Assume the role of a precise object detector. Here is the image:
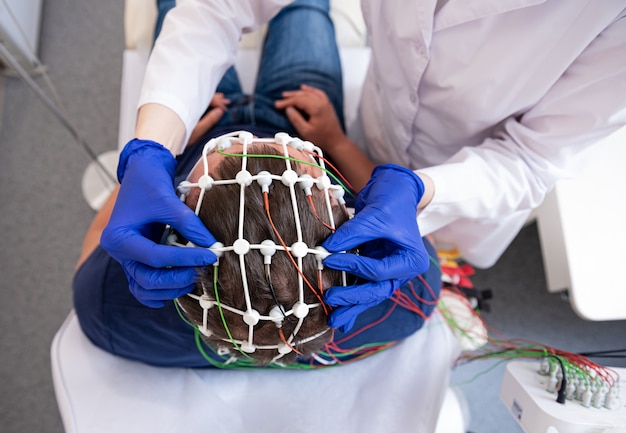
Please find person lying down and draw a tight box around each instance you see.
[73,131,442,368]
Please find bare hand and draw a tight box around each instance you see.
[275,84,345,151]
[187,93,230,146]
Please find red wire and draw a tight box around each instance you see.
[439,258,618,386]
[330,302,399,346]
[417,275,440,304]
[327,343,396,366]
[391,291,429,320]
[263,192,329,315]
[303,149,355,194]
[450,305,618,385]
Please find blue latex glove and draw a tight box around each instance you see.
[100,139,218,307]
[322,164,430,332]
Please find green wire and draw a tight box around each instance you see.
[172,271,402,368]
[319,342,395,359]
[173,298,195,327]
[211,265,254,360]
[217,149,355,197]
[452,358,511,386]
[173,294,233,368]
[193,329,233,369]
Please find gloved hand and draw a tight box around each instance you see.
[322,164,430,332]
[101,139,218,307]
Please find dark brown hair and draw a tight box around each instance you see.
[178,145,348,365]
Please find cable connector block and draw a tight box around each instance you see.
[501,361,626,433]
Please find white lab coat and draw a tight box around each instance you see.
[139,0,626,267]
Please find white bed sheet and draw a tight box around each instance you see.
[51,310,462,433]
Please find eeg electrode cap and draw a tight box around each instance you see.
[243,309,260,326]
[281,169,298,187]
[198,175,214,190]
[209,242,225,257]
[293,301,310,319]
[291,241,308,258]
[236,170,253,186]
[199,295,214,310]
[233,239,250,255]
[277,343,293,355]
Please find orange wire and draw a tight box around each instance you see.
[263,192,329,315]
[306,195,336,232]
[317,269,324,300]
[278,328,303,356]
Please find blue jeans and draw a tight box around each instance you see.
[155,0,344,134]
[154,0,175,40]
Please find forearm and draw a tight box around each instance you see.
[320,135,374,192]
[320,134,435,210]
[135,104,187,155]
[416,172,434,210]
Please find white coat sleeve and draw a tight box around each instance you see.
[418,12,626,266]
[138,0,293,146]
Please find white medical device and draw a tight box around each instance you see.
[501,361,626,433]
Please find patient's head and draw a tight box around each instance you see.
[176,132,349,365]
